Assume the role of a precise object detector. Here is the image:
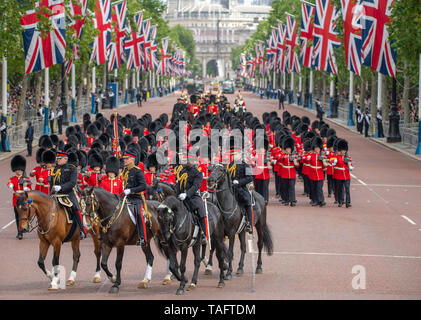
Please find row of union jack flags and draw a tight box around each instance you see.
[238,0,396,79]
[20,0,186,77]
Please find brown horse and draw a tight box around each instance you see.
[15,190,102,290]
[81,187,173,293]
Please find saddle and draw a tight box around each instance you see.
[54,195,73,224]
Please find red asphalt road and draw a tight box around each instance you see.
[0,91,421,300]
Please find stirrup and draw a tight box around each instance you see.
[136,238,146,246]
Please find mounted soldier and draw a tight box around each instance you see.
[50,151,87,239]
[174,150,208,244]
[227,144,254,234]
[121,146,148,246]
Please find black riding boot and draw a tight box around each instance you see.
[244,206,253,234]
[136,208,146,246]
[73,208,86,239]
[199,216,208,245]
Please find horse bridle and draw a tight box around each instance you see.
[157,203,191,243]
[17,199,38,233]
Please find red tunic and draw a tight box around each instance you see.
[253,153,270,180]
[30,166,43,191]
[7,176,32,206]
[78,172,86,190]
[188,104,200,115]
[206,104,218,115]
[38,169,52,195]
[100,177,124,195]
[307,153,325,181]
[123,128,132,135]
[301,151,310,176]
[325,151,335,176]
[87,137,95,148]
[332,155,352,180]
[280,154,297,179]
[84,170,102,187]
[144,171,156,186]
[198,163,209,191]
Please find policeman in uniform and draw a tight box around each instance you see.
[227,146,254,234]
[174,151,208,244]
[121,148,148,246]
[50,151,87,239]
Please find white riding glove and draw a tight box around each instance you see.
[23,187,30,192]
[124,189,131,196]
[349,165,354,171]
[233,180,239,185]
[178,193,187,201]
[331,160,337,166]
[8,184,14,190]
[53,186,61,192]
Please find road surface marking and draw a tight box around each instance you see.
[401,215,416,225]
[350,174,366,186]
[1,220,15,231]
[96,278,108,294]
[260,251,421,260]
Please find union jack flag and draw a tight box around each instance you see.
[20,0,66,74]
[312,0,341,74]
[157,37,170,75]
[66,0,88,75]
[266,37,274,71]
[276,22,288,74]
[124,21,142,71]
[141,19,152,71]
[108,1,128,71]
[90,0,111,66]
[361,0,396,77]
[340,0,363,75]
[300,2,315,68]
[285,15,301,74]
[238,53,247,77]
[271,27,279,72]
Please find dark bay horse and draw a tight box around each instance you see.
[80,187,171,293]
[156,195,227,295]
[207,164,274,275]
[15,190,102,290]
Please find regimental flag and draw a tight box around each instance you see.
[340,0,363,75]
[361,0,396,77]
[90,0,111,66]
[108,0,128,71]
[66,0,88,75]
[300,1,315,68]
[20,0,66,74]
[112,111,121,158]
[285,15,301,74]
[312,0,341,74]
[276,22,288,74]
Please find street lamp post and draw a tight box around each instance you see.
[61,63,69,126]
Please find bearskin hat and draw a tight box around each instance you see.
[159,113,168,126]
[119,140,126,153]
[95,113,104,121]
[320,126,328,138]
[91,140,103,151]
[283,136,295,151]
[210,94,216,103]
[50,134,59,147]
[311,136,323,150]
[11,155,26,172]
[132,126,142,137]
[100,150,110,165]
[64,143,76,152]
[39,135,53,149]
[326,128,336,138]
[88,153,103,169]
[93,120,104,133]
[105,156,120,175]
[87,123,100,137]
[123,134,133,146]
[300,124,309,135]
[311,120,320,132]
[41,150,56,164]
[76,150,87,168]
[190,94,197,104]
[146,152,159,169]
[67,135,79,147]
[98,133,110,147]
[303,140,312,152]
[301,116,311,125]
[36,147,46,164]
[83,113,91,123]
[337,139,348,152]
[57,140,65,151]
[65,126,76,138]
[68,152,79,167]
[138,136,150,152]
[326,135,337,149]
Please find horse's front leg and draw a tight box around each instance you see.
[205,247,215,275]
[48,240,62,290]
[188,242,201,290]
[90,225,102,283]
[236,230,246,275]
[168,249,181,282]
[109,245,124,294]
[200,243,208,266]
[100,242,115,283]
[138,243,154,289]
[176,246,189,295]
[66,238,81,286]
[225,234,235,280]
[38,238,51,280]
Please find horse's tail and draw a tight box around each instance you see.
[154,238,170,259]
[263,224,273,256]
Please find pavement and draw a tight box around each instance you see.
[0,91,421,300]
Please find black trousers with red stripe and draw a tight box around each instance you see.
[254,178,269,201]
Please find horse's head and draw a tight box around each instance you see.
[207,164,226,190]
[15,192,36,233]
[80,187,100,227]
[156,196,180,240]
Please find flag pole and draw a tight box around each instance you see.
[347,71,355,126]
[308,69,313,109]
[91,66,96,114]
[301,0,315,7]
[415,53,421,155]
[1,56,7,119]
[44,68,50,134]
[71,63,77,122]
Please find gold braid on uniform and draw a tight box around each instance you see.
[227,163,236,179]
[51,168,61,186]
[175,165,188,191]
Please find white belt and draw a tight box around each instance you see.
[310,165,322,169]
[335,167,345,170]
[283,165,294,169]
